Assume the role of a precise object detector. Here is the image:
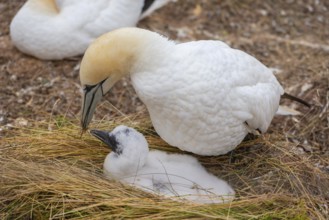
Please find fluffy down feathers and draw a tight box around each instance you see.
[92,126,235,204]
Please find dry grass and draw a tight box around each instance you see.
[1,113,328,219]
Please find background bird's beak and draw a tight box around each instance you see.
[81,82,104,131]
[90,129,119,152]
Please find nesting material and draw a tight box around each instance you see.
[0,114,328,219]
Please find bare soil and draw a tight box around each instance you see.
[0,0,328,150]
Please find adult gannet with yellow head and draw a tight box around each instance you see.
[10,0,171,60]
[80,27,296,156]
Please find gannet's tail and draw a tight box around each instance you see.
[276,93,311,116]
[276,105,301,116]
[281,92,311,108]
[140,0,173,19]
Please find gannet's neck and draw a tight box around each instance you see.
[79,28,173,130]
[26,0,59,14]
[80,28,173,87]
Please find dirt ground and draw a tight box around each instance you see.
[1,0,328,152]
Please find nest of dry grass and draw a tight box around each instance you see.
[0,113,328,219]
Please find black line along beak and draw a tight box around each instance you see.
[90,129,120,153]
[81,79,106,131]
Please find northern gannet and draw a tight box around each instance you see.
[91,125,235,204]
[80,28,309,156]
[10,0,171,60]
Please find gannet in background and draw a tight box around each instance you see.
[80,28,310,156]
[91,125,235,204]
[10,0,172,60]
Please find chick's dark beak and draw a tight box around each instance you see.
[90,129,119,153]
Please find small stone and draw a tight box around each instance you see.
[10,75,17,81]
[14,117,29,127]
[258,9,268,16]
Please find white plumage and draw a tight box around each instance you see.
[10,0,171,60]
[90,125,235,204]
[131,40,283,155]
[80,28,284,156]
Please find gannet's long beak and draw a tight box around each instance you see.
[90,129,119,152]
[81,81,105,131]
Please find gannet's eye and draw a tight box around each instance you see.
[84,79,108,92]
[84,84,97,92]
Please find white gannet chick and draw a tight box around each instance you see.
[80,28,309,156]
[90,125,235,204]
[10,0,171,60]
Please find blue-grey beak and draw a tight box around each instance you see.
[81,81,105,131]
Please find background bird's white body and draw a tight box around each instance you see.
[100,126,235,204]
[10,0,170,59]
[129,37,284,155]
